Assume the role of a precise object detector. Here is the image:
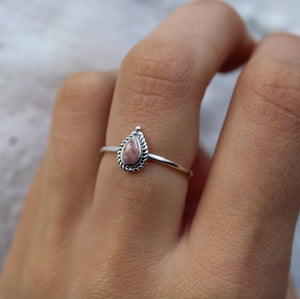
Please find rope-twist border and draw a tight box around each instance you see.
[117,129,149,172]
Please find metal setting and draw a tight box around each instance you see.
[117,126,149,172]
[100,126,193,178]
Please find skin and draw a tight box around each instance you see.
[0,1,299,298]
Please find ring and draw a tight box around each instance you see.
[100,126,193,178]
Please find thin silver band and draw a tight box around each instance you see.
[100,146,193,178]
[100,126,192,178]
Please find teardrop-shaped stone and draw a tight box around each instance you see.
[121,136,141,165]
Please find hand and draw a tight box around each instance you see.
[1,1,299,298]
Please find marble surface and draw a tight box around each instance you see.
[0,0,299,294]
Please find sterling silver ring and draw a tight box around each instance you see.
[100,126,193,178]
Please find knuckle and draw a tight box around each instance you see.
[123,38,195,86]
[56,71,114,111]
[240,57,300,135]
[119,38,196,119]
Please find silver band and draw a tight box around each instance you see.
[100,126,192,178]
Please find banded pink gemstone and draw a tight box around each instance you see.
[121,136,141,165]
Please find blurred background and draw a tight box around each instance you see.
[0,0,299,294]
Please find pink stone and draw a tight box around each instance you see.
[121,136,141,165]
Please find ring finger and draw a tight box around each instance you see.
[95,1,254,257]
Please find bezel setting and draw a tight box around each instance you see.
[117,126,149,172]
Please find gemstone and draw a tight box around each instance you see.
[121,136,141,165]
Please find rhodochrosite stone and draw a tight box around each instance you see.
[121,136,141,165]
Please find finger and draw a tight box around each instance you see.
[189,33,300,296]
[8,71,116,293]
[1,71,116,293]
[40,71,115,221]
[10,71,115,271]
[95,1,254,255]
[0,160,45,296]
[19,70,116,237]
